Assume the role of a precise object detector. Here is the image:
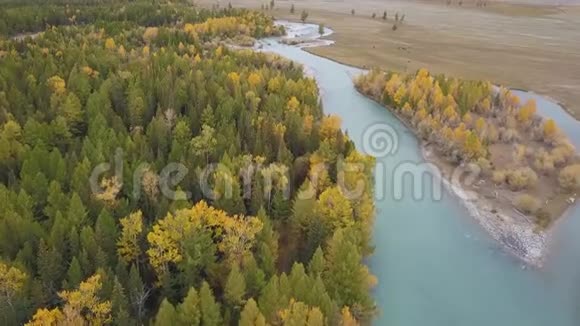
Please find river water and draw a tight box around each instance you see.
[261,23,580,326]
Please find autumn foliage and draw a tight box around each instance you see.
[355,67,578,223]
[0,3,377,325]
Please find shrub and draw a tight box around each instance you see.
[559,164,580,192]
[535,208,552,229]
[506,167,538,191]
[505,116,517,129]
[300,10,309,22]
[499,128,519,143]
[542,119,559,142]
[512,144,527,164]
[486,124,499,143]
[514,194,540,215]
[492,170,507,185]
[533,150,555,175]
[551,143,575,166]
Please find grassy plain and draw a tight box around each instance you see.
[204,0,580,119]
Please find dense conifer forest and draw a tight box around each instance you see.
[0,1,377,325]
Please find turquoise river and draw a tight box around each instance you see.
[261,23,580,326]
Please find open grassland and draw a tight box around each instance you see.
[209,0,580,119]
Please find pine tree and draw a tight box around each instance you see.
[50,212,70,258]
[199,282,222,326]
[177,287,201,326]
[128,264,148,321]
[278,273,291,305]
[154,298,177,326]
[44,181,68,221]
[302,218,327,263]
[67,192,88,228]
[270,190,291,221]
[307,307,324,326]
[37,239,64,298]
[249,179,265,215]
[258,275,282,322]
[64,257,83,290]
[255,208,278,277]
[225,264,246,307]
[79,226,98,275]
[71,158,91,203]
[68,67,91,105]
[324,229,373,313]
[307,276,337,325]
[307,247,325,278]
[242,255,266,298]
[111,277,133,326]
[95,209,118,264]
[239,298,266,326]
[61,93,85,135]
[127,82,146,130]
[288,263,310,302]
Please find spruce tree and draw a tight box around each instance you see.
[324,229,373,312]
[224,264,246,307]
[111,277,133,326]
[154,298,177,326]
[239,298,266,326]
[64,256,83,290]
[177,287,201,326]
[258,275,281,322]
[199,282,222,326]
[307,247,325,278]
[95,209,118,264]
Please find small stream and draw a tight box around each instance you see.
[261,22,580,326]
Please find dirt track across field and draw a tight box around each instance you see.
[204,0,580,119]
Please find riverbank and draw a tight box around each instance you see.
[355,80,580,267]
[360,91,549,266]
[422,144,548,267]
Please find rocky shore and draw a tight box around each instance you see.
[380,98,550,268]
[422,145,547,267]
